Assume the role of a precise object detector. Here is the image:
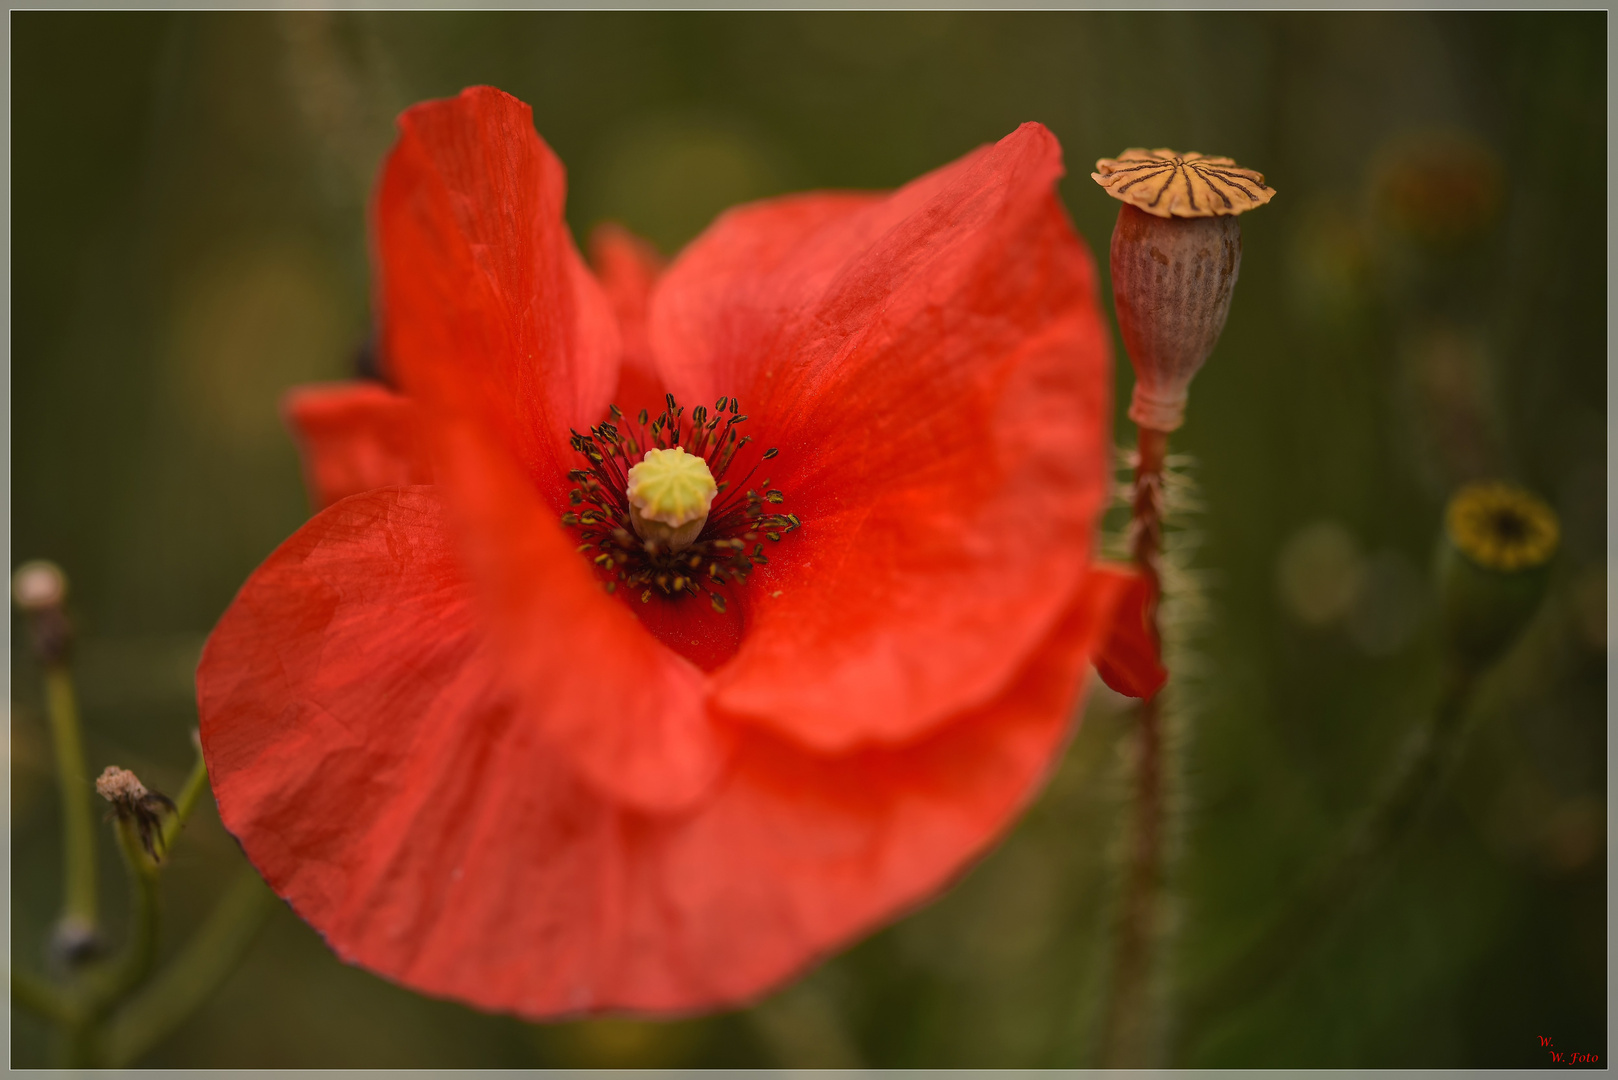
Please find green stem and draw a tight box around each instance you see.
[12,966,77,1024]
[30,746,221,1065]
[44,664,98,947]
[51,818,167,1066]
[160,745,210,856]
[1182,661,1480,1043]
[101,868,275,1068]
[45,809,173,1062]
[96,819,163,1011]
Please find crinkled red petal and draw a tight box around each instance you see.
[377,85,619,515]
[374,90,725,810]
[651,124,1112,752]
[198,483,1124,1015]
[283,382,432,511]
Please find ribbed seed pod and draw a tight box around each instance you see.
[1093,149,1273,433]
[1110,206,1241,432]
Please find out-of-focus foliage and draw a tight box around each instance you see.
[11,12,1604,1067]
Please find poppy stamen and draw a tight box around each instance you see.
[564,396,800,607]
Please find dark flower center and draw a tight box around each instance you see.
[1487,508,1528,544]
[1446,482,1558,573]
[563,394,801,612]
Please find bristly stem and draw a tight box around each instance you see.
[1097,424,1171,1067]
[1181,661,1480,1044]
[44,663,99,955]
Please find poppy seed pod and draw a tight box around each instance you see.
[1094,150,1274,432]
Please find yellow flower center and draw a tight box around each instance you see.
[625,446,718,552]
[563,395,799,611]
[1446,482,1559,572]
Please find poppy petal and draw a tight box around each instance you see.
[652,124,1112,751]
[201,503,1121,1015]
[598,572,1124,1011]
[376,85,619,514]
[282,382,433,512]
[373,90,725,810]
[430,423,727,813]
[201,485,722,827]
[1089,563,1168,700]
[589,223,667,420]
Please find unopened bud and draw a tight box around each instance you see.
[1093,149,1275,432]
[626,447,717,552]
[1437,481,1558,669]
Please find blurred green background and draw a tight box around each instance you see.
[10,11,1605,1067]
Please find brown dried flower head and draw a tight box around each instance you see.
[1093,149,1275,219]
[96,765,150,804]
[97,765,177,861]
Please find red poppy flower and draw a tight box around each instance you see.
[198,86,1164,1018]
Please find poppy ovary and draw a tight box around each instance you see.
[564,394,801,613]
[626,447,719,552]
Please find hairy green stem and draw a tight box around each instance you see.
[1182,661,1480,1042]
[1097,424,1172,1067]
[44,664,98,945]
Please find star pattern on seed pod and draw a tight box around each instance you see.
[1093,148,1275,218]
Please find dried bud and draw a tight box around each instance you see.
[97,765,177,862]
[1437,482,1558,669]
[96,765,151,804]
[1093,149,1274,433]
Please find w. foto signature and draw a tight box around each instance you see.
[1540,1036,1599,1065]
